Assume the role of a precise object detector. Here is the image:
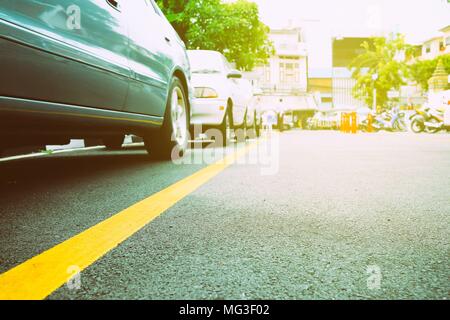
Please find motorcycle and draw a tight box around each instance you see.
[410,107,445,133]
[360,108,406,132]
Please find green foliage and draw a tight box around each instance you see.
[156,0,273,70]
[350,35,413,109]
[408,54,450,91]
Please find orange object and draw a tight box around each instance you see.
[341,112,358,134]
[351,112,357,134]
[367,114,373,133]
[341,113,348,133]
[345,113,350,133]
[347,114,351,133]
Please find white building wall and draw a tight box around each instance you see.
[422,39,443,60]
[421,26,450,60]
[243,28,308,95]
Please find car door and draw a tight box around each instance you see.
[122,0,173,117]
[0,0,130,111]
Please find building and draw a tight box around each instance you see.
[405,25,450,105]
[421,25,450,60]
[321,26,449,110]
[443,25,450,54]
[308,68,332,109]
[243,27,315,127]
[244,27,308,94]
[331,37,371,109]
[421,36,445,60]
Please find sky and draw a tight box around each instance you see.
[250,0,450,69]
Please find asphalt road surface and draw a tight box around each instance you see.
[0,131,449,299]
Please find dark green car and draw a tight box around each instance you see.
[0,0,192,159]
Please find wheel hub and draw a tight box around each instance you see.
[171,87,187,147]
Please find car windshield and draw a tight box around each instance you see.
[188,51,224,74]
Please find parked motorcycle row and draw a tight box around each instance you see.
[360,106,449,134]
[359,108,408,132]
[306,106,449,134]
[409,107,448,134]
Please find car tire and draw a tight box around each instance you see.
[278,114,284,132]
[103,135,124,150]
[240,112,249,143]
[219,107,233,147]
[245,113,259,140]
[144,77,189,160]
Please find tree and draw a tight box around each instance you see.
[209,0,274,70]
[349,35,413,110]
[408,54,450,91]
[156,0,273,70]
[156,0,221,46]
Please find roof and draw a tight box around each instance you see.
[423,36,443,44]
[439,25,450,33]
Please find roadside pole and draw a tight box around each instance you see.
[372,73,378,114]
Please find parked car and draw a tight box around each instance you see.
[187,50,255,146]
[0,0,192,159]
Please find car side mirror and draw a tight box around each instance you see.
[227,70,242,79]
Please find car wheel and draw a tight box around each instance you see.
[278,114,284,132]
[240,112,249,143]
[103,135,124,150]
[219,107,233,147]
[144,77,189,160]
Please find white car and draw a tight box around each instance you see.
[188,50,255,146]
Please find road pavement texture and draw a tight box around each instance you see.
[0,131,449,299]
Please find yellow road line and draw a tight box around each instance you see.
[0,144,254,300]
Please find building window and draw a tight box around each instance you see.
[425,45,431,53]
[280,60,300,84]
[446,36,450,46]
